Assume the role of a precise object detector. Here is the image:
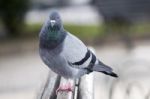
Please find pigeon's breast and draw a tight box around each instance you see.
[39,42,63,68]
[39,47,79,79]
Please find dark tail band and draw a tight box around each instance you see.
[101,71,118,78]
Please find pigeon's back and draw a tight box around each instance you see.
[61,32,92,68]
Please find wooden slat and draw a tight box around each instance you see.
[78,73,94,99]
[38,70,61,99]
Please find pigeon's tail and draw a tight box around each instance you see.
[92,61,118,78]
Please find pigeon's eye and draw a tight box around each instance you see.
[56,17,59,19]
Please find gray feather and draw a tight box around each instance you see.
[92,61,118,77]
[92,64,112,72]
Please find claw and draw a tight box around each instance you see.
[56,82,73,94]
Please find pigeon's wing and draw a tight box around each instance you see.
[61,32,96,68]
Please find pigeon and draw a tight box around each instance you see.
[39,10,118,92]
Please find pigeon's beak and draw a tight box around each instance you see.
[50,20,56,27]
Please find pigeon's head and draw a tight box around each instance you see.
[48,11,63,31]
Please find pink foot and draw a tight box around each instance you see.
[56,82,73,94]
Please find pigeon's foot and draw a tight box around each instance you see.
[56,82,73,94]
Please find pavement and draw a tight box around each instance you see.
[0,39,49,99]
[0,39,150,99]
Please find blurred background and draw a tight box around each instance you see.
[0,0,150,99]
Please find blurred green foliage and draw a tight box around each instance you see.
[25,22,150,42]
[64,24,105,40]
[0,0,29,37]
[25,23,105,41]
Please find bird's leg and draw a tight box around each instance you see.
[56,80,73,94]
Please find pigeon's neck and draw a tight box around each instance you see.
[40,30,67,50]
[48,30,60,41]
